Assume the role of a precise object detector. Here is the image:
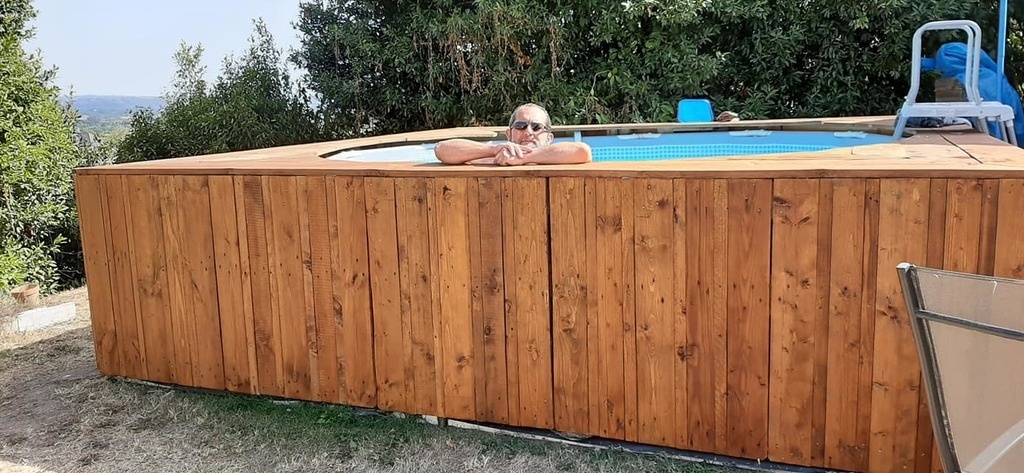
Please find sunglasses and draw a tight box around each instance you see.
[510,121,551,132]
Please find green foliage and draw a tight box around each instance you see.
[0,0,84,293]
[293,0,1016,135]
[116,21,327,162]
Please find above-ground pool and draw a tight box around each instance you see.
[328,129,896,163]
[75,116,1024,473]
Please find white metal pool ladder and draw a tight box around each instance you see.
[893,20,1017,145]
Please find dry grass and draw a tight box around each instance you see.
[0,287,759,473]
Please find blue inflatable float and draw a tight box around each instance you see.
[921,42,1024,145]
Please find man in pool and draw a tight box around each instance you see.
[434,103,592,165]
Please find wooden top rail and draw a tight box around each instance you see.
[75,116,1024,178]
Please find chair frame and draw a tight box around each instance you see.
[897,262,1024,473]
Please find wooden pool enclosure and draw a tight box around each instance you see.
[74,119,1024,473]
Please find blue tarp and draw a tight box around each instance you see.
[921,42,1024,145]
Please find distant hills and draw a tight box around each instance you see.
[60,95,165,135]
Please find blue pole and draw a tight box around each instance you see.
[998,0,1008,77]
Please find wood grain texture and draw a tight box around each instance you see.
[994,180,1024,279]
[633,178,676,446]
[504,178,554,429]
[74,174,121,376]
[209,176,254,393]
[768,179,820,465]
[242,176,280,396]
[176,176,225,390]
[474,177,509,424]
[592,178,634,441]
[124,175,175,384]
[725,179,771,459]
[103,176,145,380]
[328,177,376,407]
[431,178,477,420]
[364,177,405,412]
[550,177,591,436]
[868,179,931,473]
[395,178,440,415]
[823,179,870,471]
[304,176,339,402]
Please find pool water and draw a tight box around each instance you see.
[328,130,895,163]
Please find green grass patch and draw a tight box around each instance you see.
[194,393,430,465]
[475,432,555,458]
[581,448,742,473]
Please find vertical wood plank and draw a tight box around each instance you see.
[725,179,772,459]
[634,178,676,446]
[685,179,712,450]
[823,179,868,471]
[501,180,521,426]
[266,176,312,399]
[711,180,730,453]
[393,179,418,414]
[868,179,931,473]
[396,178,440,415]
[621,182,638,442]
[328,177,376,407]
[242,175,279,396]
[921,176,982,466]
[466,179,488,421]
[768,178,820,465]
[943,179,983,273]
[296,178,321,399]
[426,179,448,419]
[158,175,195,387]
[260,176,286,396]
[305,176,337,402]
[671,179,689,449]
[209,176,254,393]
[432,178,477,420]
[857,180,882,471]
[811,181,834,462]
[74,174,121,376]
[234,177,260,393]
[994,180,1024,279]
[177,176,224,390]
[104,175,145,380]
[584,178,601,436]
[124,175,174,384]
[505,178,553,429]
[685,178,728,452]
[977,180,999,276]
[915,179,948,473]
[365,177,406,412]
[593,178,632,441]
[551,177,590,435]
[476,177,508,424]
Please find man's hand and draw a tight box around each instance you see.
[494,143,533,166]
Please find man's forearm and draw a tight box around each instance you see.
[434,139,498,164]
[522,143,593,165]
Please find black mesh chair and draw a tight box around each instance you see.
[897,262,1024,473]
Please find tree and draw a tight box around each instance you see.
[0,0,84,292]
[294,0,1012,136]
[117,20,325,162]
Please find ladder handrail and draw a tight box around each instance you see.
[905,20,983,106]
[891,20,1016,142]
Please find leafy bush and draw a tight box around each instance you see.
[0,0,84,293]
[116,21,326,162]
[293,0,1016,135]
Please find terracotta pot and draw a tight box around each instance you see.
[12,283,40,306]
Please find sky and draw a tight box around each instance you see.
[24,0,303,97]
